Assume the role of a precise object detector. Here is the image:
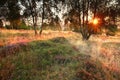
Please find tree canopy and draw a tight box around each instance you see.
[0,0,120,39]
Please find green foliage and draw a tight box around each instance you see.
[0,37,77,80]
[106,24,117,36]
[5,25,12,29]
[42,23,60,30]
[107,24,117,32]
[5,23,31,30]
[18,23,31,30]
[50,37,68,44]
[7,0,21,21]
[106,31,115,36]
[0,0,7,6]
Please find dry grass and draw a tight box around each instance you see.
[0,29,120,80]
[67,31,120,73]
[0,29,120,67]
[0,29,73,46]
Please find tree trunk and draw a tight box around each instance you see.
[40,0,44,35]
[33,16,37,35]
[28,0,37,35]
[0,19,3,28]
[81,0,91,40]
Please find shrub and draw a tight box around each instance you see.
[106,31,115,36]
[50,37,68,44]
[18,23,31,30]
[5,25,12,29]
[74,59,120,80]
[106,24,117,36]
[5,23,32,30]
[108,24,117,32]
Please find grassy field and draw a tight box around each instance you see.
[0,29,120,80]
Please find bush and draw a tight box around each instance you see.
[5,25,12,29]
[107,24,117,32]
[106,31,115,36]
[75,60,116,80]
[50,37,68,44]
[5,23,32,30]
[18,23,31,30]
[106,24,117,36]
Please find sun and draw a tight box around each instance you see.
[92,18,99,25]
[89,18,99,25]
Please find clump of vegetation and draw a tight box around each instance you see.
[74,59,119,80]
[5,25,13,29]
[106,24,118,36]
[0,43,28,58]
[18,23,31,30]
[50,37,68,44]
[5,22,31,30]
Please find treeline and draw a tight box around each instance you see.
[0,0,120,40]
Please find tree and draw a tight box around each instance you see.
[50,0,71,31]
[0,19,3,28]
[7,0,21,29]
[67,0,114,40]
[39,0,45,35]
[21,0,52,35]
[68,0,93,40]
[20,0,40,35]
[0,0,7,6]
[39,0,66,33]
[0,0,8,28]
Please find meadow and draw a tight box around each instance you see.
[0,29,120,80]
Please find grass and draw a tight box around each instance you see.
[0,29,120,80]
[0,37,78,80]
[0,29,73,46]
